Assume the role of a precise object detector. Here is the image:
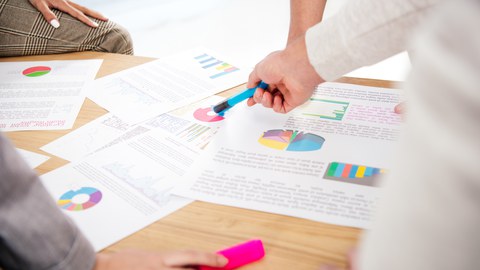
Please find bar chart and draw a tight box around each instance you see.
[194,53,239,79]
[323,162,387,187]
[300,98,349,121]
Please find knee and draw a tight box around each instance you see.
[96,20,134,55]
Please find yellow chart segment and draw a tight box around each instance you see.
[355,166,367,178]
[258,137,289,150]
[57,199,71,206]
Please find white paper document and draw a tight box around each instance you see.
[88,48,249,124]
[41,128,200,251]
[41,95,227,161]
[0,60,102,131]
[41,113,136,161]
[173,82,403,229]
[16,148,50,168]
[143,95,227,150]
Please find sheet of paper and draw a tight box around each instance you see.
[173,82,403,229]
[0,60,102,131]
[88,48,249,124]
[143,95,227,149]
[41,95,228,161]
[41,128,199,251]
[16,148,50,168]
[41,113,136,161]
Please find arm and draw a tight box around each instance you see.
[28,0,108,28]
[305,0,440,81]
[287,0,326,45]
[248,0,441,113]
[94,250,227,270]
[0,133,228,270]
[0,133,96,269]
[245,0,326,113]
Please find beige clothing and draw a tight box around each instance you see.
[306,0,480,269]
[306,0,442,81]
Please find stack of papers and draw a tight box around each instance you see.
[38,49,251,250]
[11,48,403,250]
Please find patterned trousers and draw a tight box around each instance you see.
[0,0,133,57]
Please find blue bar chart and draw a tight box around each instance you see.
[195,53,239,79]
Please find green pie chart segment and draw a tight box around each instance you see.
[22,66,51,77]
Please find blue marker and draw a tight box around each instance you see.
[212,81,268,115]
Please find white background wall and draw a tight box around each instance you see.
[77,0,410,81]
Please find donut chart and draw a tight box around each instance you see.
[22,66,51,77]
[57,187,102,211]
[193,107,224,122]
[258,129,325,151]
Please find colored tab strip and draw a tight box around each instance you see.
[334,163,345,177]
[364,167,373,177]
[327,162,339,177]
[216,63,231,70]
[341,164,352,178]
[355,166,366,178]
[348,165,358,178]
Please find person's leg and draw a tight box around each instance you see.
[0,0,133,57]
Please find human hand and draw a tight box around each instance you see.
[319,249,358,270]
[394,102,406,114]
[94,249,228,270]
[247,35,324,113]
[28,0,108,28]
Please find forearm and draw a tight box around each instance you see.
[0,134,95,270]
[287,0,326,45]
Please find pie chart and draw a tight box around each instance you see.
[22,66,51,77]
[193,107,224,122]
[258,129,325,151]
[57,187,103,211]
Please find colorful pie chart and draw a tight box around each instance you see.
[22,66,51,77]
[258,129,325,151]
[57,187,102,211]
[193,107,225,122]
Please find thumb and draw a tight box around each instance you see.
[247,69,261,89]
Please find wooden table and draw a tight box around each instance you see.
[1,52,396,270]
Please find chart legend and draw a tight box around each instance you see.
[22,66,51,77]
[323,162,387,187]
[301,98,349,121]
[194,53,239,79]
[58,187,102,211]
[193,107,225,122]
[258,129,325,151]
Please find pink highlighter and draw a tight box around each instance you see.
[199,239,265,270]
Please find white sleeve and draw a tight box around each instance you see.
[305,0,443,81]
[358,1,480,269]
